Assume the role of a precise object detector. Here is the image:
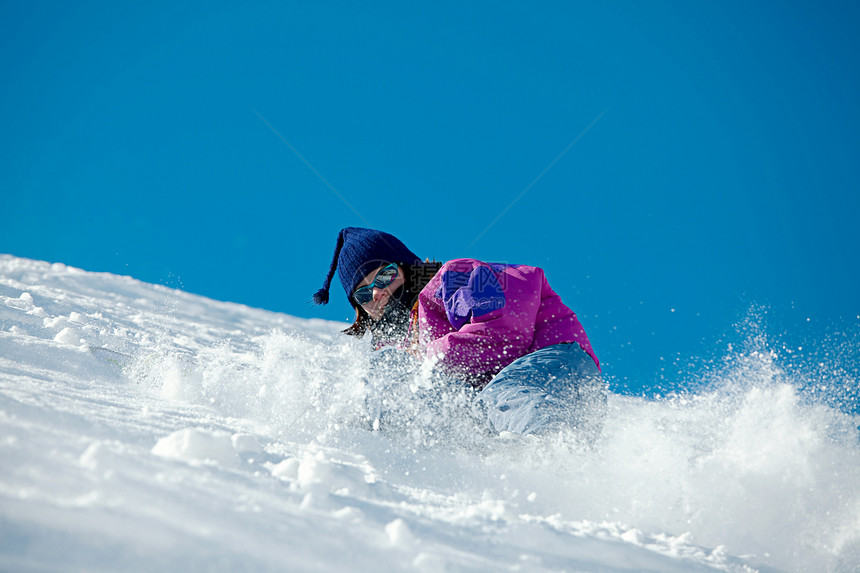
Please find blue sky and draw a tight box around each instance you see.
[3,1,859,395]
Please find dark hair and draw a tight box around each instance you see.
[343,304,373,337]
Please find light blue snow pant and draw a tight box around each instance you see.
[474,343,607,439]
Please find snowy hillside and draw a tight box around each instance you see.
[1,255,858,572]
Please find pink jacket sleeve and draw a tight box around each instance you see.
[415,259,599,382]
[417,260,544,379]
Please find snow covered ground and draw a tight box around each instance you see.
[1,254,858,572]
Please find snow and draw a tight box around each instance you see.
[1,254,859,572]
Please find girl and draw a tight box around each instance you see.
[313,227,606,438]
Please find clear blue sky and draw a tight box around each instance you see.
[3,1,859,395]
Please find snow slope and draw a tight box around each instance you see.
[1,255,858,572]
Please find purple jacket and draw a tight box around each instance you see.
[402,259,599,382]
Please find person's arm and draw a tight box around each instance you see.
[420,260,537,379]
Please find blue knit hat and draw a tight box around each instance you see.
[313,227,421,305]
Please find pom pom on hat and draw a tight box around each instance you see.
[312,229,345,306]
[312,288,330,305]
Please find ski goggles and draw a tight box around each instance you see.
[353,263,399,305]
